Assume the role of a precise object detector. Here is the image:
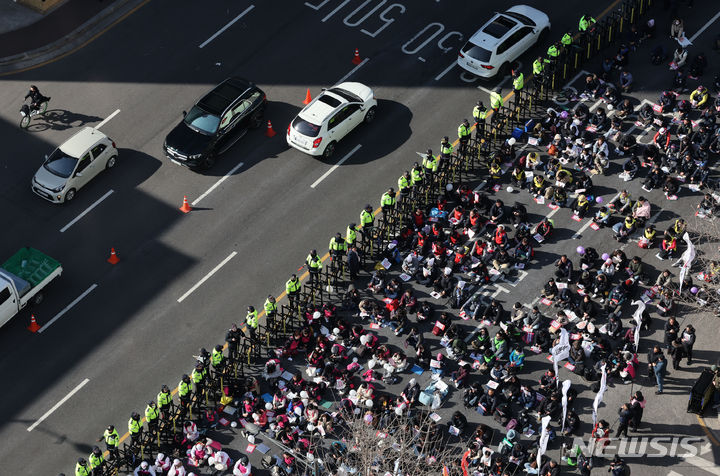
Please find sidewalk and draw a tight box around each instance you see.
[0,0,147,73]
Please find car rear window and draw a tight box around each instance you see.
[462,42,492,62]
[505,11,536,27]
[328,87,362,103]
[292,117,320,137]
[482,15,517,38]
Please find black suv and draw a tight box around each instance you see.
[164,77,266,170]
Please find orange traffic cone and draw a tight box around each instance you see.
[265,120,276,137]
[303,89,312,105]
[27,314,40,333]
[352,48,362,65]
[107,248,120,265]
[179,195,192,213]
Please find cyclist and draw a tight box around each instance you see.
[24,85,50,112]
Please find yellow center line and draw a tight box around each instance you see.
[104,0,625,456]
[698,415,720,446]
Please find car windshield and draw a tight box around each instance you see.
[183,105,220,135]
[482,15,517,38]
[43,149,77,178]
[462,42,492,62]
[292,117,320,137]
[328,87,363,103]
[505,11,535,27]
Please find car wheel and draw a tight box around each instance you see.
[250,107,265,129]
[64,188,76,202]
[202,154,216,170]
[322,141,336,160]
[537,28,549,46]
[498,62,510,78]
[106,155,117,170]
[32,292,43,305]
[364,106,377,124]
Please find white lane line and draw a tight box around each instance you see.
[59,190,114,233]
[336,58,369,85]
[310,144,362,188]
[27,378,90,432]
[689,10,720,42]
[567,70,592,87]
[178,252,237,303]
[435,60,457,81]
[192,162,244,206]
[95,109,120,129]
[589,99,603,112]
[38,284,98,333]
[477,85,493,95]
[199,5,255,48]
[571,192,620,239]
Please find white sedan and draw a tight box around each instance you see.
[287,82,377,159]
[457,5,550,79]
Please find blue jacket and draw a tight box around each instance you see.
[508,349,525,368]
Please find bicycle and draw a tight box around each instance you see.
[19,97,49,129]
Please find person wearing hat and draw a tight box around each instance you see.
[75,458,91,476]
[178,374,192,417]
[167,458,187,476]
[285,273,302,308]
[97,424,119,460]
[154,452,171,473]
[440,136,454,165]
[457,118,472,154]
[145,400,160,435]
[422,148,438,181]
[134,460,157,476]
[305,249,322,287]
[473,100,488,137]
[128,411,143,447]
[191,362,208,404]
[609,455,629,476]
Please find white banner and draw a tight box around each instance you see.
[552,328,570,386]
[537,415,552,468]
[632,300,645,352]
[561,379,572,433]
[592,364,608,425]
[679,232,696,293]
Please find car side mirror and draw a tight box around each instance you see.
[182,110,187,118]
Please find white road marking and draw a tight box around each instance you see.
[38,284,98,333]
[589,99,603,112]
[178,252,237,303]
[192,162,244,206]
[477,85,493,95]
[59,190,114,233]
[435,60,457,81]
[95,109,120,129]
[689,10,720,42]
[567,70,592,87]
[571,191,620,239]
[336,58,369,84]
[418,57,426,62]
[310,144,362,188]
[27,378,90,432]
[199,5,255,48]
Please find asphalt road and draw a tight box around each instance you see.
[0,0,719,475]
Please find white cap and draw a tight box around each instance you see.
[313,311,321,320]
[300,390,309,399]
[444,267,452,276]
[360,335,370,345]
[157,453,165,461]
[173,459,182,466]
[141,461,149,469]
[265,402,273,410]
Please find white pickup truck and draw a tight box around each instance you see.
[0,247,62,328]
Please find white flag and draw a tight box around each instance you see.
[632,300,645,352]
[678,232,696,293]
[561,379,572,433]
[552,328,571,386]
[592,364,607,425]
[536,415,552,468]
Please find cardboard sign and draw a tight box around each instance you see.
[590,222,600,230]
[571,214,582,222]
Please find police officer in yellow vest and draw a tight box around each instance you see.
[458,119,472,153]
[211,344,225,373]
[245,306,258,340]
[512,69,524,92]
[579,14,595,32]
[440,136,453,164]
[473,100,488,137]
[381,188,396,213]
[329,232,347,259]
[411,163,424,187]
[360,204,375,230]
[264,295,277,319]
[533,56,545,75]
[156,385,173,420]
[286,274,301,307]
[192,362,208,401]
[98,424,120,460]
[422,149,438,180]
[76,458,91,476]
[346,223,357,247]
[128,411,142,446]
[397,172,411,199]
[88,446,105,474]
[178,374,192,415]
[489,87,503,112]
[306,249,322,286]
[145,400,160,434]
[561,32,573,48]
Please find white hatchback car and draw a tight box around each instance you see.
[32,127,118,203]
[457,5,550,79]
[287,82,377,159]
